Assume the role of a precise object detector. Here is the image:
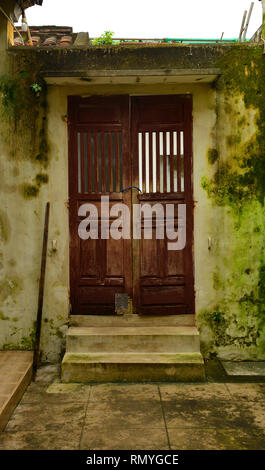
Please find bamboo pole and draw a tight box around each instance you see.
[239,10,247,42]
[242,2,254,42]
[262,0,265,38]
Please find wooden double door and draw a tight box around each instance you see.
[68,95,194,315]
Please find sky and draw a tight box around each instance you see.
[24,0,262,40]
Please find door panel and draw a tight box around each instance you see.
[131,96,194,315]
[68,96,131,315]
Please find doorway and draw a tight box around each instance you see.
[68,95,194,315]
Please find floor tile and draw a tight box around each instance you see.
[19,382,91,404]
[90,384,160,402]
[0,427,81,450]
[226,383,265,402]
[159,383,230,401]
[5,402,87,432]
[168,427,265,450]
[80,425,169,450]
[163,398,246,429]
[84,397,164,429]
[34,365,61,384]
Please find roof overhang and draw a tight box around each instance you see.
[10,43,252,86]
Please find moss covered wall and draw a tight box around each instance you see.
[1,40,265,362]
[0,24,69,361]
[198,46,265,360]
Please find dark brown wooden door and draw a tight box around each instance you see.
[68,96,132,314]
[131,96,194,315]
[68,95,194,315]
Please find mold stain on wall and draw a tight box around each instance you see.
[199,46,265,360]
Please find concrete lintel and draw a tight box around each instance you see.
[43,68,221,78]
[44,68,221,87]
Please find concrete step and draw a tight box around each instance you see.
[70,314,195,328]
[61,352,205,383]
[66,326,200,354]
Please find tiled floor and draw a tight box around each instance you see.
[0,351,33,432]
[0,363,265,450]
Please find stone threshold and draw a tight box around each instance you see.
[0,351,33,432]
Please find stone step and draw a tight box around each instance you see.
[66,326,200,354]
[61,352,205,383]
[70,314,195,328]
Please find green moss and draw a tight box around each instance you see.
[207,148,219,165]
[226,134,241,147]
[3,323,36,351]
[0,211,10,243]
[43,318,66,340]
[0,311,9,320]
[0,278,20,302]
[203,47,265,207]
[213,272,222,290]
[20,173,49,200]
[201,162,254,209]
[0,66,48,169]
[238,116,246,127]
[21,325,36,350]
[21,183,40,199]
[35,173,49,186]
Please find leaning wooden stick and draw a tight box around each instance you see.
[32,202,50,381]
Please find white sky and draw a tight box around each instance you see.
[25,0,262,39]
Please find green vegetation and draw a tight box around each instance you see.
[199,46,265,359]
[203,47,265,207]
[92,31,118,45]
[0,67,48,169]
[22,173,49,199]
[207,148,219,165]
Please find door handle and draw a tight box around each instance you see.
[121,186,142,193]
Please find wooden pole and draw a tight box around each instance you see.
[239,10,247,42]
[262,0,265,38]
[24,11,33,46]
[32,202,50,381]
[242,2,254,42]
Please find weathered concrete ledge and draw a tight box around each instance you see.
[8,43,262,78]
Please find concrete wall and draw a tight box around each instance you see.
[0,79,217,362]
[1,40,264,362]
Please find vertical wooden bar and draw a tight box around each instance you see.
[170,131,174,193]
[32,202,50,381]
[163,131,167,193]
[7,21,14,46]
[177,131,181,192]
[149,132,153,193]
[156,132,160,193]
[94,132,99,193]
[80,133,85,193]
[101,132,106,193]
[115,132,119,192]
[142,132,146,193]
[108,131,112,192]
[87,132,92,193]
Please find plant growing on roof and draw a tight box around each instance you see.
[92,30,118,45]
